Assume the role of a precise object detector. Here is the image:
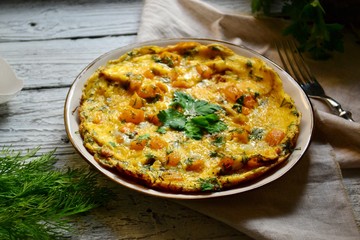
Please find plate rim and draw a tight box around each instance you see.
[64,37,314,199]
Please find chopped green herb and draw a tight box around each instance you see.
[280,98,293,108]
[241,153,249,164]
[236,95,245,105]
[137,133,151,141]
[246,59,253,68]
[254,75,263,81]
[152,55,162,63]
[248,69,253,77]
[291,109,300,116]
[198,178,221,191]
[144,153,157,165]
[185,158,194,165]
[280,139,295,155]
[249,128,264,140]
[127,51,135,57]
[147,94,161,103]
[152,55,175,67]
[162,56,174,67]
[165,149,174,155]
[232,95,245,113]
[212,136,225,147]
[156,127,167,134]
[210,45,222,51]
[232,103,242,113]
[210,151,218,158]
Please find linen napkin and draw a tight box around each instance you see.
[137,0,360,239]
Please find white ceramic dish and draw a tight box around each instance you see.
[0,57,23,104]
[64,38,314,199]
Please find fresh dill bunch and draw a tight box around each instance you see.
[0,147,112,240]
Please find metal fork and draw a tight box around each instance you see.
[276,39,354,122]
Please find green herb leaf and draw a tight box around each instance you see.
[171,91,221,117]
[249,128,264,140]
[184,122,203,140]
[198,178,221,191]
[158,92,227,139]
[212,136,225,147]
[171,91,194,110]
[157,108,186,130]
[205,121,228,134]
[193,100,222,116]
[137,133,151,140]
[251,0,344,59]
[191,113,218,126]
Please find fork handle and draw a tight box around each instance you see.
[311,95,354,122]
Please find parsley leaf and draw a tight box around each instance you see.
[157,108,186,130]
[205,121,228,134]
[157,91,227,139]
[191,114,227,134]
[171,91,194,110]
[193,100,222,116]
[172,91,222,117]
[184,122,203,140]
[191,114,219,126]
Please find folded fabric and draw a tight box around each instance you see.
[137,0,360,239]
[138,0,286,55]
[180,126,358,240]
[316,111,360,168]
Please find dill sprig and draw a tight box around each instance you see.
[0,147,112,240]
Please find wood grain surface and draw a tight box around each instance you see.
[0,0,358,239]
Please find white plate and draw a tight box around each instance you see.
[64,38,314,199]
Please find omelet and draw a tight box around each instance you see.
[78,42,301,192]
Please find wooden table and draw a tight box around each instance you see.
[0,1,359,239]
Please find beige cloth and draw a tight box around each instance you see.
[137,0,360,239]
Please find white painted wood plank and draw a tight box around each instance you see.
[0,36,136,88]
[0,88,69,154]
[0,0,258,42]
[0,0,142,41]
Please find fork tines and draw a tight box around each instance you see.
[275,39,316,86]
[275,39,355,122]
